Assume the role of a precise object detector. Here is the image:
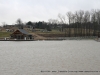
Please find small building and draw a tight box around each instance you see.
[6,29,14,32]
[10,29,33,39]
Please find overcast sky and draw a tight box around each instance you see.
[0,0,100,25]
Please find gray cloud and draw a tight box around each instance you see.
[0,0,100,25]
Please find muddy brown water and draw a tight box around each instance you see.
[0,40,100,75]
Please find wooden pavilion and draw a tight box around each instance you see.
[10,29,33,40]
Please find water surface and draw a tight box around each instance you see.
[0,40,100,75]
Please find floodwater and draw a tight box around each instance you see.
[0,40,100,75]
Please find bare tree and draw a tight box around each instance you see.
[91,9,97,23]
[83,11,90,23]
[48,19,59,24]
[79,10,84,23]
[16,18,23,29]
[58,13,66,24]
[83,11,90,36]
[75,11,80,23]
[71,14,76,23]
[48,19,59,30]
[78,10,84,36]
[66,12,72,24]
[66,12,73,36]
[71,13,77,36]
[96,10,100,31]
[16,18,22,25]
[96,10,100,24]
[2,22,7,28]
[58,14,66,32]
[74,11,80,36]
[91,9,98,36]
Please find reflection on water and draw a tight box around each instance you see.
[0,40,100,75]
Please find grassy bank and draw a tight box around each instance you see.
[34,29,65,34]
[0,32,11,38]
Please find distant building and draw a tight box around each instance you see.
[6,29,14,32]
[10,29,33,39]
[3,25,16,29]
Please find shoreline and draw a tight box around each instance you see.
[0,38,99,41]
[0,36,98,41]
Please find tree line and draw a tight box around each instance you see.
[49,9,100,36]
[2,9,100,37]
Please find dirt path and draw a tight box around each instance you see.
[30,33,47,40]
